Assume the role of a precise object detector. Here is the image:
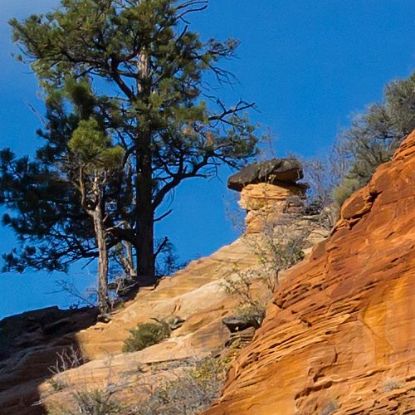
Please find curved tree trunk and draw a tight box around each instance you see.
[79,171,110,317]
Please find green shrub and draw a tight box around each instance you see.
[310,73,415,212]
[122,321,171,353]
[332,177,361,207]
[48,377,67,392]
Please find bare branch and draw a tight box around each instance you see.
[154,209,173,222]
[154,236,169,260]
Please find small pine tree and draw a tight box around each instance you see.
[68,118,124,315]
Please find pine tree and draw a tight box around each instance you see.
[2,0,257,287]
[0,99,98,273]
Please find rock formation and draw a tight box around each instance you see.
[9,139,406,414]
[0,180,327,414]
[205,131,415,414]
[227,158,304,191]
[0,239,264,414]
[228,158,307,234]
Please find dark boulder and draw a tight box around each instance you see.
[228,158,303,191]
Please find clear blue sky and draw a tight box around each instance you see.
[1,0,415,318]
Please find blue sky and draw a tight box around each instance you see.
[1,0,415,318]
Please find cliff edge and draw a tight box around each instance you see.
[205,131,415,415]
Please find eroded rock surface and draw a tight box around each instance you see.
[228,159,307,234]
[0,157,328,414]
[205,131,415,414]
[0,239,251,413]
[0,238,264,414]
[240,183,306,233]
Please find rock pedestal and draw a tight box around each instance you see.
[228,159,307,234]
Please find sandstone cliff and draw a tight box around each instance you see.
[205,131,415,415]
[0,156,326,414]
[0,239,258,414]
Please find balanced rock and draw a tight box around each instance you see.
[228,159,307,234]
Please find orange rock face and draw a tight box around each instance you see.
[205,131,415,415]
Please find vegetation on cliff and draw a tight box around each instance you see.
[0,0,257,313]
[306,72,415,212]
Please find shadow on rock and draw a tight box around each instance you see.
[0,306,98,415]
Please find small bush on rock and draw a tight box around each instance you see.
[122,321,171,353]
[48,389,123,415]
[72,390,123,415]
[234,304,266,328]
[382,377,402,392]
[134,357,226,415]
[332,177,361,207]
[224,224,308,308]
[321,399,339,415]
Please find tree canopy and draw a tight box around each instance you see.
[331,73,415,206]
[0,0,258,303]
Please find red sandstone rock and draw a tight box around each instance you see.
[204,130,415,414]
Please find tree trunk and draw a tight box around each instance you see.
[135,48,156,285]
[136,145,156,285]
[78,169,110,317]
[92,206,110,315]
[120,239,136,280]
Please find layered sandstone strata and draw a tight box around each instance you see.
[0,158,325,414]
[0,239,261,414]
[205,131,415,415]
